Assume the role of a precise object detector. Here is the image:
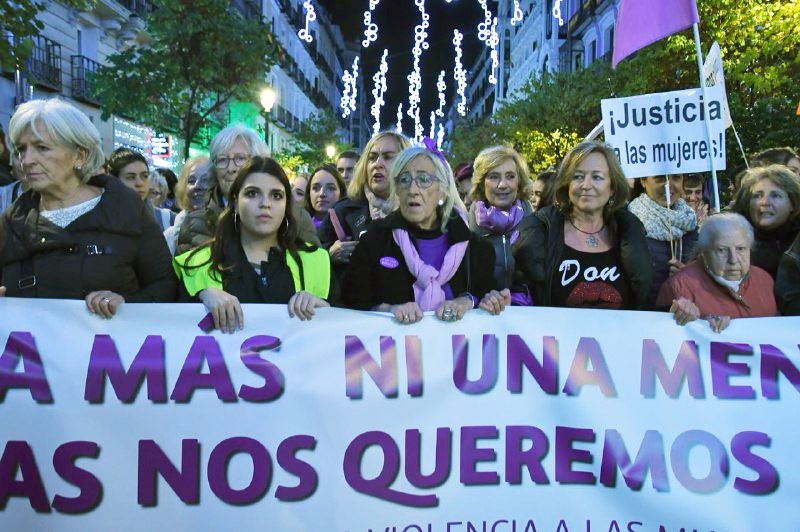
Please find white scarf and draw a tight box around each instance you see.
[363,186,397,220]
[628,194,697,241]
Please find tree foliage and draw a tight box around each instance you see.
[278,109,348,169]
[448,0,800,175]
[93,0,279,159]
[0,0,90,72]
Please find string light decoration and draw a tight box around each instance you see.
[340,56,359,119]
[371,49,389,135]
[436,70,446,118]
[488,15,499,85]
[553,0,564,26]
[452,30,467,116]
[437,123,444,150]
[511,0,523,26]
[298,0,316,43]
[429,111,437,141]
[362,0,381,48]
[396,103,404,134]
[407,0,430,143]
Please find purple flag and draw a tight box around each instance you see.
[612,0,699,68]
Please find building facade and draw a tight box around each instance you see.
[0,0,353,170]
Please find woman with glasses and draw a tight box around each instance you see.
[176,124,319,254]
[342,146,501,323]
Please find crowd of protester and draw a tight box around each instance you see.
[0,97,797,332]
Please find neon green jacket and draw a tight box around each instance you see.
[173,245,330,300]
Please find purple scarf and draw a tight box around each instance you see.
[474,200,524,242]
[392,229,468,311]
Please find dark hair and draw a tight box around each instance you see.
[182,156,315,284]
[534,169,556,209]
[106,147,148,177]
[454,162,473,183]
[337,150,359,161]
[684,173,704,188]
[155,167,178,193]
[753,147,799,167]
[0,124,9,168]
[304,163,346,216]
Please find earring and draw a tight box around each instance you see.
[438,198,445,206]
[284,218,290,229]
[75,164,82,172]
[233,211,239,231]
[607,198,615,207]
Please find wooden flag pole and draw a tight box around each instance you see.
[692,23,722,212]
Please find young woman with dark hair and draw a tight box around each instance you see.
[173,156,331,332]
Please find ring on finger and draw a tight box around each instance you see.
[102,296,110,303]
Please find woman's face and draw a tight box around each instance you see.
[119,161,150,200]
[530,179,546,210]
[186,164,212,211]
[236,172,287,239]
[484,159,519,210]
[568,152,613,216]
[309,170,340,216]
[703,228,751,281]
[787,157,800,177]
[396,155,441,230]
[291,176,307,205]
[748,178,793,231]
[148,184,165,207]
[15,125,84,194]
[215,138,250,197]
[367,136,400,199]
[641,175,684,207]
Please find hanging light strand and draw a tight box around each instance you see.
[298,0,317,43]
[406,0,430,143]
[371,49,389,135]
[453,30,467,116]
[511,0,523,26]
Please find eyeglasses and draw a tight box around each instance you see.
[395,172,437,189]
[214,154,249,169]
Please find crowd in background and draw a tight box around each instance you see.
[0,97,798,332]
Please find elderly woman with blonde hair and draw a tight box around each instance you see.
[657,212,777,332]
[163,156,211,255]
[343,145,501,323]
[0,98,176,314]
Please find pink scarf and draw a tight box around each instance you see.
[391,228,468,311]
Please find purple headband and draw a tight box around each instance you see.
[422,137,448,166]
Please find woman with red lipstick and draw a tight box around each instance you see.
[174,157,331,333]
[318,131,411,267]
[343,146,499,323]
[730,165,800,279]
[304,163,346,230]
[514,141,652,310]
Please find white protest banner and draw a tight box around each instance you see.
[702,41,733,128]
[2,299,799,531]
[601,86,727,178]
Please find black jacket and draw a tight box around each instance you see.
[342,211,497,310]
[751,222,800,279]
[467,200,532,290]
[513,206,653,310]
[775,232,800,315]
[0,174,177,301]
[318,196,371,248]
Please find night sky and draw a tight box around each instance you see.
[318,0,485,134]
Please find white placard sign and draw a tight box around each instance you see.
[601,86,727,178]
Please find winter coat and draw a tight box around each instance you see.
[513,206,653,309]
[775,232,800,315]
[750,222,800,279]
[467,200,532,290]
[643,231,698,308]
[656,260,777,319]
[342,210,497,310]
[317,196,371,248]
[0,174,177,301]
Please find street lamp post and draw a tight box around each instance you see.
[260,87,277,152]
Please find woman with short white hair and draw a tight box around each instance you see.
[657,212,777,332]
[343,145,501,323]
[0,98,176,314]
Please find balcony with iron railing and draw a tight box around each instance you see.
[71,55,101,104]
[231,0,261,19]
[118,0,153,18]
[28,35,62,91]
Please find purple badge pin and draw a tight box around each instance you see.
[379,256,399,269]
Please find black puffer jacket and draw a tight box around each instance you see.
[775,232,800,315]
[467,200,532,290]
[513,206,653,310]
[317,196,371,248]
[0,174,177,301]
[751,222,800,279]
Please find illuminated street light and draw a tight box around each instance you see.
[325,144,336,159]
[260,87,277,149]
